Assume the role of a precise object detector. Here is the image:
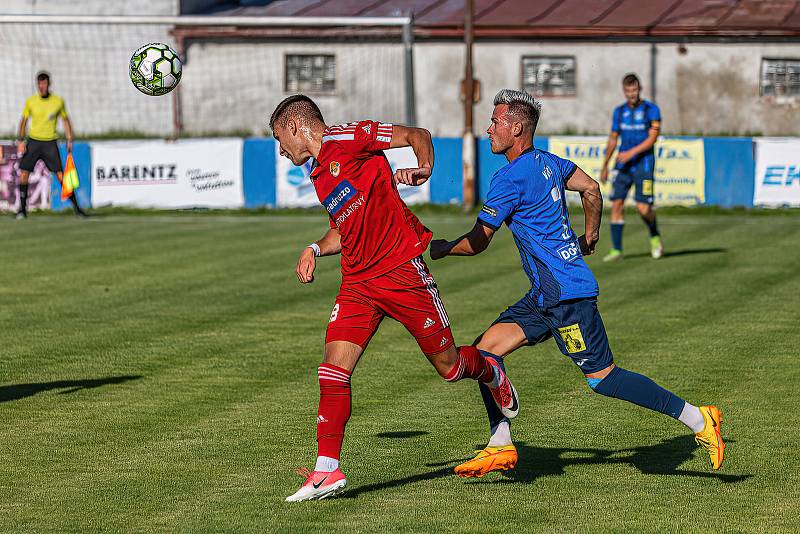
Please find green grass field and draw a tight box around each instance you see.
[1,210,799,532]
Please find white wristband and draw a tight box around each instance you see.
[307,243,321,257]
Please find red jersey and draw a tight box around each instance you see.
[311,120,432,282]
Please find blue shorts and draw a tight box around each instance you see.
[493,295,614,374]
[611,166,654,204]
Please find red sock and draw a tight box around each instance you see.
[316,363,352,460]
[444,346,495,383]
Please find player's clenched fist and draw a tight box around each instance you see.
[393,166,431,186]
[296,247,317,283]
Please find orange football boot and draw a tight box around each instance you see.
[454,445,517,478]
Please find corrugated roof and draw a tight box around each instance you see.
[203,0,800,37]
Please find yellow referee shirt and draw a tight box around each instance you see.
[22,93,67,141]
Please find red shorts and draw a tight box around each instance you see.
[325,256,454,356]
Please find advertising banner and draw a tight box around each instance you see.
[91,139,243,208]
[0,142,52,212]
[548,137,705,206]
[275,144,430,207]
[754,138,800,207]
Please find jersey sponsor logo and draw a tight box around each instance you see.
[333,195,365,226]
[558,324,587,353]
[323,179,358,216]
[556,242,580,262]
[329,161,340,177]
[481,205,498,218]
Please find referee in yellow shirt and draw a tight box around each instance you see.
[15,71,86,219]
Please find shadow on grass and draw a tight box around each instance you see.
[0,375,143,403]
[623,247,727,260]
[343,435,749,498]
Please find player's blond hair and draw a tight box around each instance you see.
[493,89,542,135]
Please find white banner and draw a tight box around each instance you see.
[275,144,430,207]
[91,139,243,208]
[754,138,800,207]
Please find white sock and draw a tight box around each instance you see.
[314,455,339,473]
[487,421,512,447]
[678,402,705,433]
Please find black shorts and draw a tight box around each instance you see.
[20,139,62,173]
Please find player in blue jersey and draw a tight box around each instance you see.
[430,89,725,477]
[599,73,663,261]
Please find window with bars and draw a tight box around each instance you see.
[760,58,800,97]
[521,56,576,97]
[285,54,336,93]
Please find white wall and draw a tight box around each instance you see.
[416,41,800,137]
[0,16,796,138]
[656,43,800,135]
[1,0,178,15]
[181,41,406,134]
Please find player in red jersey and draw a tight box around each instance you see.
[270,95,519,502]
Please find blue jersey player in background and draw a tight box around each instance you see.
[600,73,664,261]
[430,89,724,478]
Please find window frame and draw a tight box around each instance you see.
[284,53,337,95]
[759,57,800,100]
[520,55,577,98]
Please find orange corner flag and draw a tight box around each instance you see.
[61,152,80,201]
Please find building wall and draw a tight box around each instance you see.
[181,40,407,134]
[418,41,800,137]
[657,43,800,135]
[2,0,178,15]
[1,9,796,138]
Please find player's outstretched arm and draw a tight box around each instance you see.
[430,221,495,260]
[566,167,602,256]
[296,228,341,284]
[389,125,433,186]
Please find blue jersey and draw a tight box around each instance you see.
[611,100,660,172]
[477,147,599,308]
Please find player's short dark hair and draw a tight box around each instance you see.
[493,89,542,136]
[36,71,50,82]
[269,94,324,131]
[622,73,640,87]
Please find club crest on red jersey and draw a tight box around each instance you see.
[330,161,340,177]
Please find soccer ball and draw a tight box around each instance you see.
[129,43,182,96]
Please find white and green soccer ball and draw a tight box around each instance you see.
[129,43,182,96]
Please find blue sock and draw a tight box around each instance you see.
[610,222,624,251]
[478,350,509,434]
[590,366,685,419]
